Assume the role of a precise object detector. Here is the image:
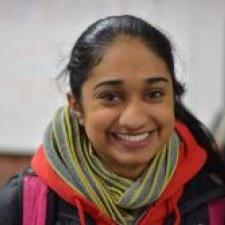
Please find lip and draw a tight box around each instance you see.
[110,130,157,150]
[117,132,150,142]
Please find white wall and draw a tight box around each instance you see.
[0,0,225,153]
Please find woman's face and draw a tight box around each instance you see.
[72,36,175,179]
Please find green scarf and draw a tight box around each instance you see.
[44,106,179,225]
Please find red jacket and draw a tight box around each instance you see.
[31,122,208,225]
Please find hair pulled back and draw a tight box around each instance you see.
[63,15,225,180]
[67,15,183,101]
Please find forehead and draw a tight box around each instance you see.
[86,36,171,86]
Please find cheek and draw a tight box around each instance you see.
[161,106,175,140]
[154,102,175,124]
[83,109,117,139]
[154,102,175,140]
[162,108,175,133]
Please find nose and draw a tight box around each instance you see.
[118,100,149,131]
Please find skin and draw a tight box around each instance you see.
[70,36,175,179]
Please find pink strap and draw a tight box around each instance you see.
[208,197,225,225]
[23,176,48,225]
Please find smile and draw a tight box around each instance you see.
[115,131,155,142]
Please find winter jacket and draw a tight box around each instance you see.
[1,122,225,225]
[0,165,224,225]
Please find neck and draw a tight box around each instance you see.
[105,162,148,180]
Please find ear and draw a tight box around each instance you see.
[67,92,84,125]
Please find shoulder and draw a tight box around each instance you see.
[0,168,35,225]
[178,166,225,224]
[0,172,23,224]
[181,166,225,207]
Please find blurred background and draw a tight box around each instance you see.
[1,0,225,187]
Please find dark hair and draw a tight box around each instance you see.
[62,15,225,180]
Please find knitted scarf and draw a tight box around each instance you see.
[43,106,180,225]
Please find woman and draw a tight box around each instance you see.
[0,15,225,225]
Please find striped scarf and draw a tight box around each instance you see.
[44,106,179,225]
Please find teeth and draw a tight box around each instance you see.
[117,132,150,142]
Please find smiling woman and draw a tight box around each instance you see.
[0,15,225,225]
[71,36,175,179]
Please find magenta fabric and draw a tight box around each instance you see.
[208,197,225,225]
[23,176,48,225]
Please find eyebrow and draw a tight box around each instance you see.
[94,80,122,90]
[94,76,169,90]
[144,77,169,84]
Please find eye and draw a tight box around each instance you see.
[97,91,121,105]
[145,89,164,101]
